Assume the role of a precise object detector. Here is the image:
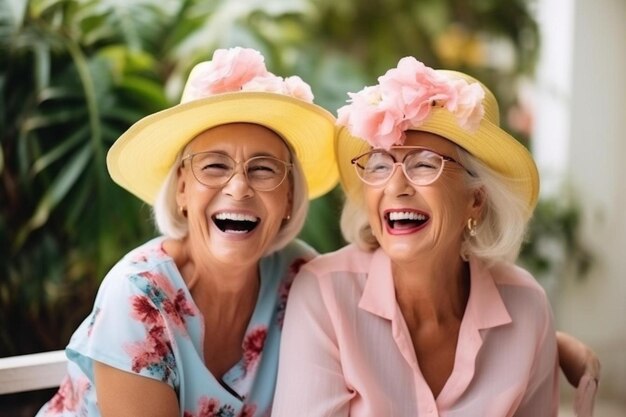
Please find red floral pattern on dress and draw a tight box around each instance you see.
[183,396,242,417]
[242,326,267,373]
[240,403,257,417]
[130,293,162,325]
[125,324,173,375]
[135,271,197,329]
[123,270,197,382]
[43,375,90,414]
[276,257,308,328]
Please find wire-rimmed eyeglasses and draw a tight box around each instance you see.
[351,146,468,187]
[181,152,292,191]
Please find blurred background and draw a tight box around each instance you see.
[0,0,624,415]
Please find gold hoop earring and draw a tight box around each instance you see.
[467,217,477,237]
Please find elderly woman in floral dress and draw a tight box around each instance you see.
[35,47,337,417]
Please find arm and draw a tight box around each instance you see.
[557,331,600,386]
[271,270,352,417]
[515,293,560,417]
[556,331,600,417]
[95,361,178,417]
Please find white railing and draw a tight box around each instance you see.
[0,350,67,395]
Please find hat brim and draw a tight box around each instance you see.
[107,92,338,204]
[336,107,539,213]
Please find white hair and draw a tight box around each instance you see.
[340,146,531,264]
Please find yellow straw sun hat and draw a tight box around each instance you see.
[335,57,539,215]
[107,47,338,204]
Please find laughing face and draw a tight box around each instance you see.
[176,123,292,266]
[363,131,482,264]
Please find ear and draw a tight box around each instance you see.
[470,186,486,219]
[175,165,187,209]
[284,184,294,220]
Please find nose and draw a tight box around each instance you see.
[384,163,414,196]
[222,166,254,199]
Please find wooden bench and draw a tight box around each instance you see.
[0,350,67,395]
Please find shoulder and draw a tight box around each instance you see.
[288,244,373,308]
[258,239,318,289]
[488,261,547,295]
[302,243,373,277]
[484,261,552,320]
[97,237,181,301]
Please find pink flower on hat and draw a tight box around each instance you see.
[337,85,405,149]
[337,56,484,149]
[283,75,314,102]
[182,47,314,103]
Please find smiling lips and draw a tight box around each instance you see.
[212,212,260,234]
[384,210,429,234]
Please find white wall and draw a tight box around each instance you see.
[534,0,626,406]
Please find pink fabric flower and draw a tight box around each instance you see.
[283,76,314,102]
[337,86,406,149]
[193,47,268,95]
[337,56,485,149]
[181,47,315,103]
[444,78,485,131]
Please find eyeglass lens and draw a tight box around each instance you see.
[188,152,290,191]
[353,149,446,186]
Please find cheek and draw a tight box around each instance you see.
[364,188,383,235]
[431,184,474,230]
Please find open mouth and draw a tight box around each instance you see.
[212,212,260,234]
[385,210,429,231]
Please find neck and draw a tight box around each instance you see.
[393,255,470,324]
[163,237,260,303]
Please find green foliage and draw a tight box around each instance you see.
[0,0,556,358]
[520,195,594,280]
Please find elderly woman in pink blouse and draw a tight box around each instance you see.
[272,58,598,416]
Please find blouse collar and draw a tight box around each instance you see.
[358,248,512,330]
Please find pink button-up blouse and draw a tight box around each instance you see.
[272,244,559,416]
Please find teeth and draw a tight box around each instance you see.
[388,211,426,221]
[214,212,258,222]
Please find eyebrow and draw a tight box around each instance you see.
[187,149,286,159]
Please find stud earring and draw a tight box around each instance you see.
[467,217,477,237]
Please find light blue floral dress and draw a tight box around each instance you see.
[35,236,315,417]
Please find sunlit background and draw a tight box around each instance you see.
[1,0,624,415]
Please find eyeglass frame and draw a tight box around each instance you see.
[180,151,293,192]
[350,146,471,187]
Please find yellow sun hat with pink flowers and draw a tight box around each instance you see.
[335,57,539,215]
[107,47,338,204]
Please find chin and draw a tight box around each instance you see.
[381,241,421,262]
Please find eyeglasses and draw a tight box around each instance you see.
[181,152,292,191]
[351,146,466,187]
